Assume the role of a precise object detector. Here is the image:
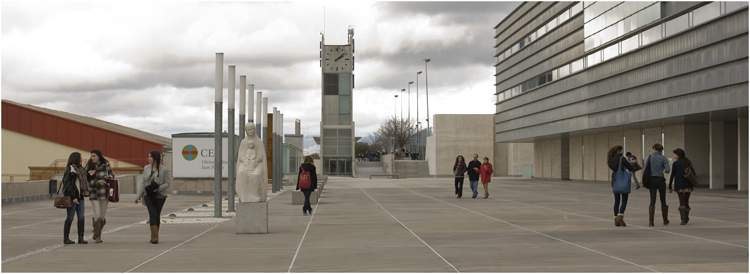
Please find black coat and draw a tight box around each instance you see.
[61,168,84,200]
[467,160,482,181]
[296,163,318,191]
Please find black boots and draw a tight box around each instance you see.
[648,206,655,227]
[77,220,87,244]
[661,206,670,225]
[679,206,690,225]
[64,219,74,244]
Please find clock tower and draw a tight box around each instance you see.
[319,28,355,176]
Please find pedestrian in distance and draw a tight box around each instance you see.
[452,155,467,198]
[641,143,671,226]
[135,151,170,244]
[479,157,494,199]
[669,148,697,225]
[61,152,89,244]
[297,156,318,216]
[86,149,114,243]
[608,145,638,227]
[467,154,482,199]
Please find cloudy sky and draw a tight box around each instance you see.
[2,0,517,154]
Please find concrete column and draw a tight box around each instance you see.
[213,53,223,218]
[227,65,236,212]
[684,121,710,187]
[560,134,570,180]
[709,118,726,190]
[248,84,254,124]
[739,110,748,191]
[272,108,279,192]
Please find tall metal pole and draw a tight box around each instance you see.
[240,76,247,141]
[248,84,255,124]
[424,58,431,136]
[213,53,223,218]
[417,71,423,159]
[255,92,262,135]
[400,88,405,121]
[262,97,268,142]
[272,107,279,193]
[233,74,245,212]
[407,81,413,123]
[227,65,236,213]
[393,94,398,153]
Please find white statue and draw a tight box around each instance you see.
[237,122,267,202]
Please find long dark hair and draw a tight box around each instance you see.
[86,149,108,169]
[454,155,465,168]
[673,148,692,167]
[607,145,623,162]
[65,152,82,174]
[150,151,162,171]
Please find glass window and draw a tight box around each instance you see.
[693,2,721,26]
[339,95,351,114]
[537,25,547,38]
[547,18,558,32]
[641,24,662,46]
[572,2,584,16]
[551,68,559,81]
[620,34,638,53]
[587,50,602,67]
[558,63,570,78]
[602,43,619,61]
[529,31,537,42]
[511,86,520,97]
[570,58,584,73]
[665,13,689,37]
[726,1,749,13]
[584,1,595,8]
[558,8,570,24]
[324,73,339,95]
[585,1,621,23]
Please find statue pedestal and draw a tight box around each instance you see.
[235,202,269,234]
[292,190,319,205]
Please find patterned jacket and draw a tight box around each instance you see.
[87,161,114,200]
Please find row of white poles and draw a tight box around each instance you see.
[214,52,282,217]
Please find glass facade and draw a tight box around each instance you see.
[497,2,584,63]
[496,2,747,104]
[583,2,660,51]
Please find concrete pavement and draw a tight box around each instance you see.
[2,177,747,272]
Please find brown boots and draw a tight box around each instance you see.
[679,206,690,225]
[92,218,105,243]
[614,214,626,227]
[648,206,655,227]
[149,224,160,244]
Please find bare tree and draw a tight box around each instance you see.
[375,116,416,153]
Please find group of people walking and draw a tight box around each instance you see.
[608,143,697,227]
[60,150,169,245]
[452,154,494,199]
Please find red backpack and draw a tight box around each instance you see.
[299,168,312,190]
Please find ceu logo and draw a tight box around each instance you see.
[181,145,198,161]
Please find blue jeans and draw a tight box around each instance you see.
[470,180,479,197]
[613,193,629,216]
[64,199,85,238]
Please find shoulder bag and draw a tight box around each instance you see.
[641,156,652,189]
[612,157,632,194]
[53,180,73,209]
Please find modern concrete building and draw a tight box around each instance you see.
[2,100,171,182]
[319,28,356,176]
[494,2,748,190]
[425,114,533,177]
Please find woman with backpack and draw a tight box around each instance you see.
[452,155,467,198]
[296,156,318,216]
[86,149,114,243]
[61,152,89,244]
[479,157,494,199]
[136,151,170,244]
[607,145,638,227]
[669,148,696,225]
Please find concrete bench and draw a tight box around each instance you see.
[369,174,400,179]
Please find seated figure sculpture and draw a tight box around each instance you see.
[237,122,267,203]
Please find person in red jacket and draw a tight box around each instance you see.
[479,157,494,199]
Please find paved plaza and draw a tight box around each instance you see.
[2,177,747,272]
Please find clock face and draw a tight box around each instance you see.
[323,45,352,72]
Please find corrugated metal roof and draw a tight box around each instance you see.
[2,99,170,146]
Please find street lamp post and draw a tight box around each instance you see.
[407,81,414,156]
[393,94,398,153]
[424,58,431,136]
[213,53,223,218]
[400,88,405,121]
[416,71,423,159]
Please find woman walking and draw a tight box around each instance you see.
[136,151,170,244]
[479,157,494,199]
[452,155,467,198]
[61,152,89,244]
[608,145,637,227]
[643,143,671,226]
[669,148,696,225]
[86,149,114,243]
[296,156,318,216]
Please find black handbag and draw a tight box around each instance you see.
[641,157,652,189]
